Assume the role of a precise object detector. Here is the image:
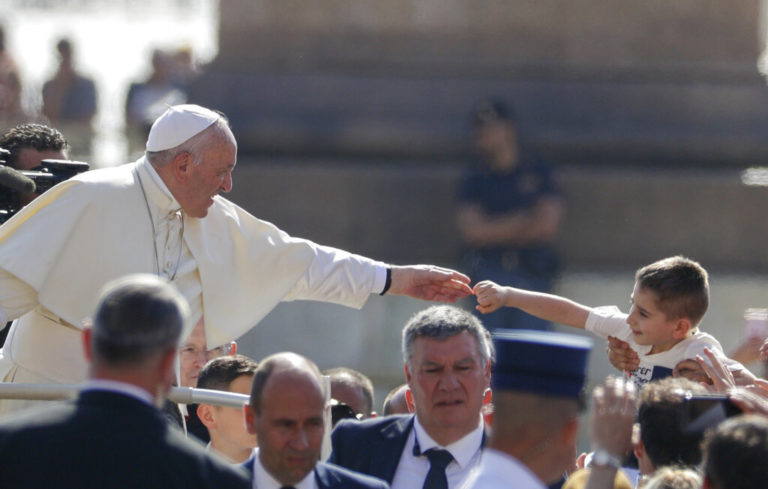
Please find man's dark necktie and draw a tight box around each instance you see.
[422,448,454,489]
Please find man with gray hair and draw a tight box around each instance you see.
[330,305,493,489]
[0,104,472,414]
[0,274,250,488]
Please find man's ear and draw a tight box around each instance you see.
[483,388,492,405]
[197,404,216,429]
[560,417,578,447]
[158,348,178,385]
[404,364,412,387]
[632,423,647,463]
[405,388,415,413]
[244,404,257,435]
[230,341,237,355]
[171,152,194,183]
[82,325,93,362]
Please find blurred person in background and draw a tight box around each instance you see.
[41,38,96,159]
[125,48,187,155]
[0,26,24,125]
[456,99,564,331]
[324,366,376,419]
[382,383,413,416]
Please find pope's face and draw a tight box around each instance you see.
[178,130,237,218]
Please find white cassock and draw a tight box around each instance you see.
[462,449,546,489]
[0,157,386,387]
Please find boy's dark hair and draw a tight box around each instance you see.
[635,256,709,327]
[637,377,708,469]
[197,354,258,392]
[0,124,69,169]
[702,415,768,489]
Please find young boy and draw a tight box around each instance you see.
[474,255,732,388]
[196,354,259,463]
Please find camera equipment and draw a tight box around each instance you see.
[0,154,89,224]
[330,398,363,427]
[681,392,742,434]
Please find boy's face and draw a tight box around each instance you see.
[210,374,258,451]
[626,283,686,352]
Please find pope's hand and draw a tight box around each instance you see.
[388,265,472,302]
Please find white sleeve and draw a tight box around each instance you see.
[584,306,632,340]
[0,267,39,322]
[282,243,388,308]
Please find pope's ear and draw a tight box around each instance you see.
[171,151,194,182]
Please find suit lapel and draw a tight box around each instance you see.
[373,415,414,483]
[314,463,332,488]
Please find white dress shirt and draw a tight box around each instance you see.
[390,415,485,489]
[251,447,317,489]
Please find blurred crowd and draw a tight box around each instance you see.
[0,25,200,161]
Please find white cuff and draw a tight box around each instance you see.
[373,264,388,294]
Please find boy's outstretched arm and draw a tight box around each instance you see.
[473,280,591,329]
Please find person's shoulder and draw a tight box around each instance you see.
[162,424,251,487]
[0,401,74,432]
[678,330,725,355]
[317,461,390,489]
[0,401,77,454]
[334,414,412,435]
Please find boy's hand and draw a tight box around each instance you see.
[473,280,508,314]
[606,336,640,373]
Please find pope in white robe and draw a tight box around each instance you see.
[0,105,471,412]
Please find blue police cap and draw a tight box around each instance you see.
[492,329,593,399]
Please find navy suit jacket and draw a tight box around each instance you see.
[0,390,250,489]
[330,414,488,485]
[329,415,414,484]
[243,456,389,489]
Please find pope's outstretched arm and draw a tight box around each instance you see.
[387,265,472,302]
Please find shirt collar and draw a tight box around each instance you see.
[412,415,485,469]
[137,156,182,216]
[252,447,316,489]
[81,379,154,406]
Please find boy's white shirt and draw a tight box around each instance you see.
[585,305,733,388]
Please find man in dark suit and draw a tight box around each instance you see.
[243,352,389,489]
[330,305,493,489]
[0,274,250,489]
